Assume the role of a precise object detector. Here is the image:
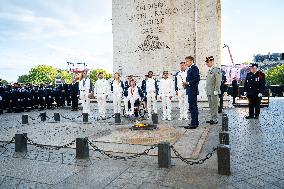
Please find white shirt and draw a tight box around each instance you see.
[146,78,156,93]
[79,78,91,93]
[159,78,174,96]
[94,79,109,95]
[112,80,123,94]
[176,70,187,91]
[127,86,140,99]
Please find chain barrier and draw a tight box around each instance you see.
[171,145,217,165]
[88,140,157,160]
[23,135,75,150]
[0,137,15,149]
[60,114,82,121]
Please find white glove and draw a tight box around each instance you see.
[258,93,262,97]
[244,92,247,96]
[213,91,219,95]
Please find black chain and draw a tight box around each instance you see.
[171,145,217,165]
[60,114,82,121]
[23,135,75,150]
[0,137,15,149]
[88,140,157,160]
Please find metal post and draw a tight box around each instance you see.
[15,133,27,152]
[83,113,88,123]
[40,112,46,122]
[217,144,231,175]
[115,113,121,124]
[158,142,171,168]
[76,137,89,159]
[22,114,28,124]
[219,132,229,145]
[54,113,60,122]
[152,113,158,124]
[222,114,228,131]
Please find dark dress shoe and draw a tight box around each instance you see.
[245,116,254,119]
[254,116,259,119]
[184,125,198,129]
[210,121,218,125]
[206,120,213,123]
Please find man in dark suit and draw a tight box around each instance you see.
[231,77,238,104]
[244,63,265,119]
[183,56,200,129]
[70,78,79,111]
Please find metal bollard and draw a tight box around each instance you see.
[217,144,231,175]
[54,113,60,122]
[83,113,88,123]
[158,142,171,168]
[15,133,27,152]
[115,113,121,123]
[40,112,46,122]
[222,114,228,131]
[76,137,89,159]
[22,114,29,124]
[219,132,229,145]
[152,113,158,124]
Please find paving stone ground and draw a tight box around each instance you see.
[0,98,283,189]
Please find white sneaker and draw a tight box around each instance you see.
[184,118,189,120]
[162,117,166,121]
[167,117,172,121]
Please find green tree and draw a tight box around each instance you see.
[266,64,284,85]
[17,75,30,84]
[58,70,73,84]
[89,69,112,83]
[27,65,58,85]
[0,79,8,84]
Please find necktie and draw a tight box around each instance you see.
[131,88,134,96]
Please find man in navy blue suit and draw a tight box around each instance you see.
[183,56,200,129]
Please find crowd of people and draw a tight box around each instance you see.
[0,55,265,129]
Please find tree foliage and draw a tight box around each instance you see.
[266,64,284,85]
[27,65,58,85]
[17,75,30,84]
[89,68,112,83]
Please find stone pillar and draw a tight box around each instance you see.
[15,133,27,152]
[83,113,88,123]
[76,138,89,159]
[219,132,229,145]
[158,142,171,168]
[222,113,228,131]
[115,113,121,124]
[40,112,46,122]
[54,113,60,122]
[22,114,28,124]
[217,144,230,175]
[152,113,158,124]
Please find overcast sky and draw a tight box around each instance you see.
[0,0,283,82]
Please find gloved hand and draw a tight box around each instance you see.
[213,91,219,95]
[244,92,247,96]
[258,93,262,97]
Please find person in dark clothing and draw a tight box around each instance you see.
[183,56,200,129]
[231,77,238,104]
[70,78,79,111]
[244,63,265,119]
[218,71,227,113]
[38,85,46,111]
[64,83,71,106]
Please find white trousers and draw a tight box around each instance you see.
[124,96,138,115]
[97,94,107,117]
[147,91,157,116]
[113,93,122,114]
[80,93,90,114]
[178,90,188,119]
[161,96,172,119]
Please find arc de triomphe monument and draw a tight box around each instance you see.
[112,0,221,100]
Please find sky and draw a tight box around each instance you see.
[0,0,284,82]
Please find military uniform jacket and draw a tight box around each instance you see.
[186,64,200,96]
[244,71,265,96]
[206,66,221,96]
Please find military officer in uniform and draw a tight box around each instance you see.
[94,72,109,119]
[205,56,221,125]
[244,63,265,119]
[79,71,92,114]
